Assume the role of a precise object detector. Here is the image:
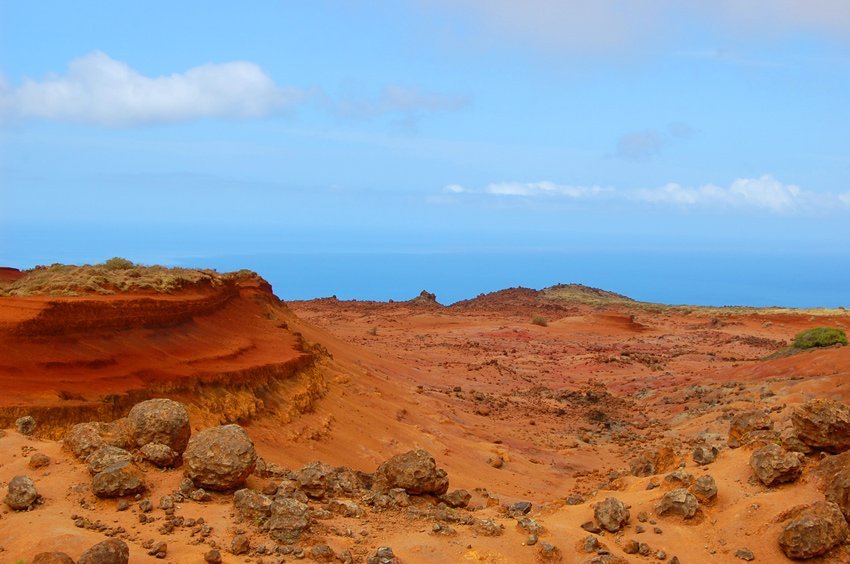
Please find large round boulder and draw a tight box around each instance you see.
[128,398,191,454]
[792,399,850,453]
[779,501,848,559]
[750,443,803,486]
[4,475,39,510]
[593,497,630,532]
[78,538,130,564]
[372,449,449,495]
[184,424,257,491]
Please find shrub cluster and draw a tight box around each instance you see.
[793,327,848,349]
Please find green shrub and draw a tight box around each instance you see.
[531,315,548,327]
[102,257,135,270]
[793,327,848,349]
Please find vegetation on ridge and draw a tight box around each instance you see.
[793,327,848,349]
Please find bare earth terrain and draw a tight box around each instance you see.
[2,266,850,563]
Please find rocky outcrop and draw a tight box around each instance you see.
[779,501,848,559]
[792,399,850,453]
[749,443,803,486]
[4,475,39,510]
[372,449,449,496]
[184,424,256,491]
[128,398,191,454]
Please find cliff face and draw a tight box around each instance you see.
[0,273,324,436]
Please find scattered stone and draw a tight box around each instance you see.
[537,542,563,563]
[692,445,719,465]
[690,475,718,502]
[159,494,174,510]
[29,452,51,469]
[140,442,179,468]
[310,544,336,562]
[116,499,129,511]
[779,501,848,559]
[792,399,850,453]
[16,415,36,435]
[366,546,400,564]
[328,498,364,518]
[230,534,250,555]
[204,549,222,564]
[780,428,813,454]
[623,539,640,554]
[656,488,699,519]
[749,443,803,486]
[91,460,146,498]
[184,424,257,491]
[735,547,755,560]
[630,445,675,477]
[517,517,545,535]
[4,475,39,510]
[488,456,504,469]
[190,488,211,502]
[78,538,130,564]
[440,488,472,508]
[664,469,694,487]
[593,497,630,532]
[128,398,191,454]
[147,541,167,558]
[296,461,335,499]
[86,445,133,475]
[508,500,533,517]
[372,449,449,495]
[233,488,273,522]
[474,518,504,536]
[728,410,773,448]
[32,553,75,564]
[138,498,153,513]
[267,497,311,543]
[582,535,600,553]
[580,520,602,534]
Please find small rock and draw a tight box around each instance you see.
[86,445,133,475]
[656,488,699,519]
[233,488,273,522]
[4,475,39,510]
[474,518,504,536]
[28,452,51,469]
[267,497,311,543]
[204,549,222,564]
[690,474,718,502]
[664,469,694,487]
[16,415,36,435]
[537,542,563,563]
[488,456,504,469]
[582,535,600,552]
[78,539,130,564]
[693,445,719,465]
[749,443,803,486]
[580,520,602,534]
[623,539,640,554]
[138,498,153,512]
[230,534,250,555]
[310,544,335,562]
[140,442,179,468]
[735,547,755,560]
[779,500,848,559]
[508,500,533,517]
[147,541,167,558]
[441,488,472,508]
[593,497,630,532]
[91,461,145,498]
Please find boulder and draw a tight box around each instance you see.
[728,410,773,448]
[183,424,256,490]
[91,460,145,498]
[440,488,472,508]
[86,445,133,475]
[233,488,273,522]
[16,415,36,435]
[296,461,335,499]
[593,497,630,532]
[128,398,191,454]
[32,553,75,564]
[824,468,850,521]
[749,443,803,486]
[656,488,699,519]
[268,497,311,543]
[792,399,850,453]
[690,475,718,502]
[372,449,449,495]
[779,501,848,559]
[4,475,39,510]
[692,445,719,465]
[140,442,179,468]
[629,445,676,477]
[664,470,694,487]
[64,422,106,460]
[78,539,130,564]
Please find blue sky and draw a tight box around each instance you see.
[1,1,850,302]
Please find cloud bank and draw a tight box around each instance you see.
[443,175,850,214]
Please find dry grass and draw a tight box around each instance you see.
[0,260,251,297]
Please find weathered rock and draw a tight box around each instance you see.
[101,418,134,449]
[91,460,145,498]
[473,518,504,536]
[781,427,813,454]
[629,445,676,477]
[296,461,335,499]
[32,553,75,564]
[537,542,563,563]
[372,449,449,495]
[64,422,106,460]
[824,468,850,521]
[508,501,533,518]
[147,541,167,558]
[311,544,336,562]
[749,443,803,486]
[204,549,222,564]
[328,498,364,518]
[728,410,773,448]
[734,548,755,561]
[233,488,273,522]
[366,546,401,564]
[29,452,51,469]
[267,497,311,543]
[792,399,850,453]
[690,474,718,502]
[183,424,256,491]
[656,488,699,519]
[230,534,250,555]
[593,497,630,532]
[128,398,191,454]
[78,539,130,564]
[664,470,694,487]
[140,442,179,468]
[16,415,36,435]
[440,488,472,508]
[86,445,133,475]
[692,445,719,465]
[779,501,848,559]
[4,475,39,510]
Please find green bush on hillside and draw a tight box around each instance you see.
[793,327,848,349]
[102,257,135,270]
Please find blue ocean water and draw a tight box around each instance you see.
[185,251,850,308]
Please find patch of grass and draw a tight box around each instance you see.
[793,327,848,349]
[531,315,548,327]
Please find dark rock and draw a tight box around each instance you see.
[749,443,803,486]
[580,520,602,533]
[656,488,699,519]
[728,410,773,448]
[16,415,36,435]
[508,500,533,517]
[692,445,719,465]
[690,474,718,502]
[86,445,133,475]
[372,449,449,495]
[183,424,256,491]
[78,539,130,564]
[792,399,850,453]
[32,553,75,564]
[779,500,848,559]
[734,547,755,561]
[128,398,191,454]
[140,442,179,468]
[204,549,222,564]
[593,497,630,532]
[4,475,39,510]
[440,488,472,508]
[29,452,51,469]
[91,460,145,498]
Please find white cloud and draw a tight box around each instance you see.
[444,181,612,198]
[1,51,301,126]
